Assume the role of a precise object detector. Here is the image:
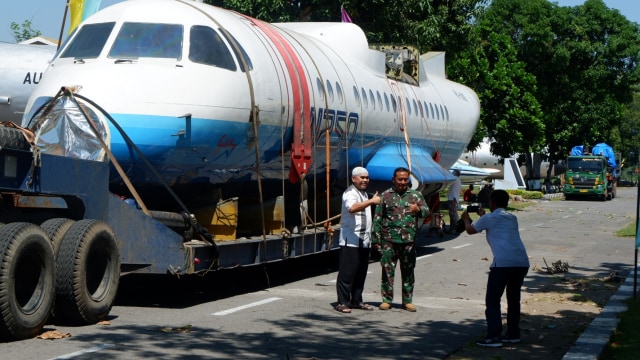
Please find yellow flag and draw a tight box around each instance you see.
[69,0,101,34]
[69,0,85,35]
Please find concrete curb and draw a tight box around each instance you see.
[562,268,637,359]
[543,193,564,200]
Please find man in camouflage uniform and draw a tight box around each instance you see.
[373,167,429,312]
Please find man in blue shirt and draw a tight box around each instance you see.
[461,189,529,347]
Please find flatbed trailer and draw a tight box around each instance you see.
[0,125,339,341]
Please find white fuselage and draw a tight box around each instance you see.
[0,43,56,124]
[23,0,480,206]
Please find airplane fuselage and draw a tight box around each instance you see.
[23,0,480,224]
[0,43,55,124]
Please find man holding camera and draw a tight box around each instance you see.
[461,189,529,348]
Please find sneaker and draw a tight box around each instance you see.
[379,302,391,310]
[501,336,521,343]
[476,337,503,348]
[402,303,417,312]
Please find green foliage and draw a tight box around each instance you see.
[10,20,41,43]
[506,189,543,199]
[618,92,640,167]
[457,27,545,157]
[601,297,640,359]
[481,0,640,171]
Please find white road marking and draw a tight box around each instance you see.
[452,243,472,249]
[417,254,433,260]
[414,297,484,310]
[212,297,282,316]
[48,344,115,359]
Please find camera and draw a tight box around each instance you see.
[466,204,480,213]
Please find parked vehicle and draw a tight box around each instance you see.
[563,143,620,200]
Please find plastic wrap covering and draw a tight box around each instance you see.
[33,97,110,161]
[570,145,586,156]
[591,143,618,169]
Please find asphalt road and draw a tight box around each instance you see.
[0,187,636,360]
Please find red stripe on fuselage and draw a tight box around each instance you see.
[245,17,311,183]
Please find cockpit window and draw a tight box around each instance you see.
[219,30,253,72]
[189,26,236,71]
[61,22,115,59]
[109,23,183,59]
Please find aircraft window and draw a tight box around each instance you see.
[440,104,445,120]
[435,103,440,120]
[377,91,382,111]
[405,97,411,115]
[327,80,335,103]
[189,26,236,70]
[418,100,424,118]
[61,22,115,59]
[444,106,449,121]
[219,30,252,72]
[317,78,324,101]
[361,88,368,108]
[384,93,390,112]
[353,86,361,107]
[110,22,182,59]
[391,95,397,113]
[336,82,344,103]
[413,99,418,116]
[369,90,375,110]
[429,103,435,119]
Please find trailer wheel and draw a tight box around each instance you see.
[0,126,31,151]
[55,219,120,325]
[40,218,75,257]
[0,223,55,340]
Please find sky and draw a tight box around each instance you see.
[1,0,639,44]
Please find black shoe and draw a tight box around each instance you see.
[502,336,520,343]
[476,337,503,348]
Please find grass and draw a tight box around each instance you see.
[615,221,637,237]
[602,221,639,360]
[600,296,640,359]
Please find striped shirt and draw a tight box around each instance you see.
[339,185,372,248]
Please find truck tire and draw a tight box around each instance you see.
[55,219,120,325]
[0,126,31,151]
[40,218,75,258]
[0,223,55,340]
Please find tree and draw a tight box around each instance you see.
[480,0,640,179]
[618,91,640,169]
[10,20,41,43]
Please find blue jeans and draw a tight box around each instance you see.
[485,266,529,339]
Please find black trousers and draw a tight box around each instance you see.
[336,246,370,306]
[485,266,529,339]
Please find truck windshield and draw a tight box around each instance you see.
[109,23,183,59]
[568,158,603,172]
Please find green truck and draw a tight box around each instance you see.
[563,143,620,201]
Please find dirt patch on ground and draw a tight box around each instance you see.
[445,267,625,360]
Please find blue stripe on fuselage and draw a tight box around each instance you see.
[108,113,280,168]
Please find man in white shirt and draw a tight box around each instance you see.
[335,167,380,313]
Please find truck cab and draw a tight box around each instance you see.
[563,143,618,201]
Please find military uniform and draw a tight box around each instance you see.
[373,187,428,307]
